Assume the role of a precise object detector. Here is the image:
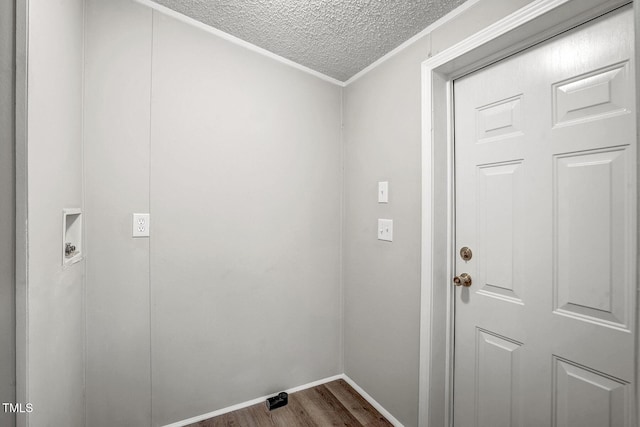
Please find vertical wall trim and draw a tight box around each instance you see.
[80,1,87,426]
[634,2,640,424]
[339,86,345,373]
[148,9,155,425]
[14,0,28,426]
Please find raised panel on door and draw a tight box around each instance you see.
[553,62,631,128]
[476,161,524,304]
[475,329,522,427]
[553,357,629,427]
[476,95,524,143]
[553,147,632,329]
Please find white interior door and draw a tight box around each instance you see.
[453,6,636,427]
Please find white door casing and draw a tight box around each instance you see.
[453,7,635,426]
[418,1,639,427]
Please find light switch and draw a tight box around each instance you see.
[378,181,389,203]
[133,213,150,237]
[378,219,393,242]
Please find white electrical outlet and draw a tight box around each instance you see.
[378,181,389,203]
[378,219,393,242]
[133,213,150,237]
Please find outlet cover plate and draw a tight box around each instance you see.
[133,213,150,237]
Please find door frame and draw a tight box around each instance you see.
[15,1,28,426]
[418,1,639,426]
[1,1,17,426]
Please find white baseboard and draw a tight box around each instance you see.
[163,373,403,427]
[341,375,405,427]
[162,374,344,427]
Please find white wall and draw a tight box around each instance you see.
[342,1,533,426]
[84,2,343,426]
[150,12,342,426]
[26,0,85,426]
[0,2,16,426]
[84,1,152,425]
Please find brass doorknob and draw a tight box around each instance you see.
[453,273,472,287]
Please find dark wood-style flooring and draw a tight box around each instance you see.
[187,379,394,427]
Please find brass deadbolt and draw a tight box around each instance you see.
[460,246,472,261]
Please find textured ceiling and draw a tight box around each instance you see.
[151,0,468,82]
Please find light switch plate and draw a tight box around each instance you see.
[378,219,393,241]
[133,213,150,237]
[378,181,389,203]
